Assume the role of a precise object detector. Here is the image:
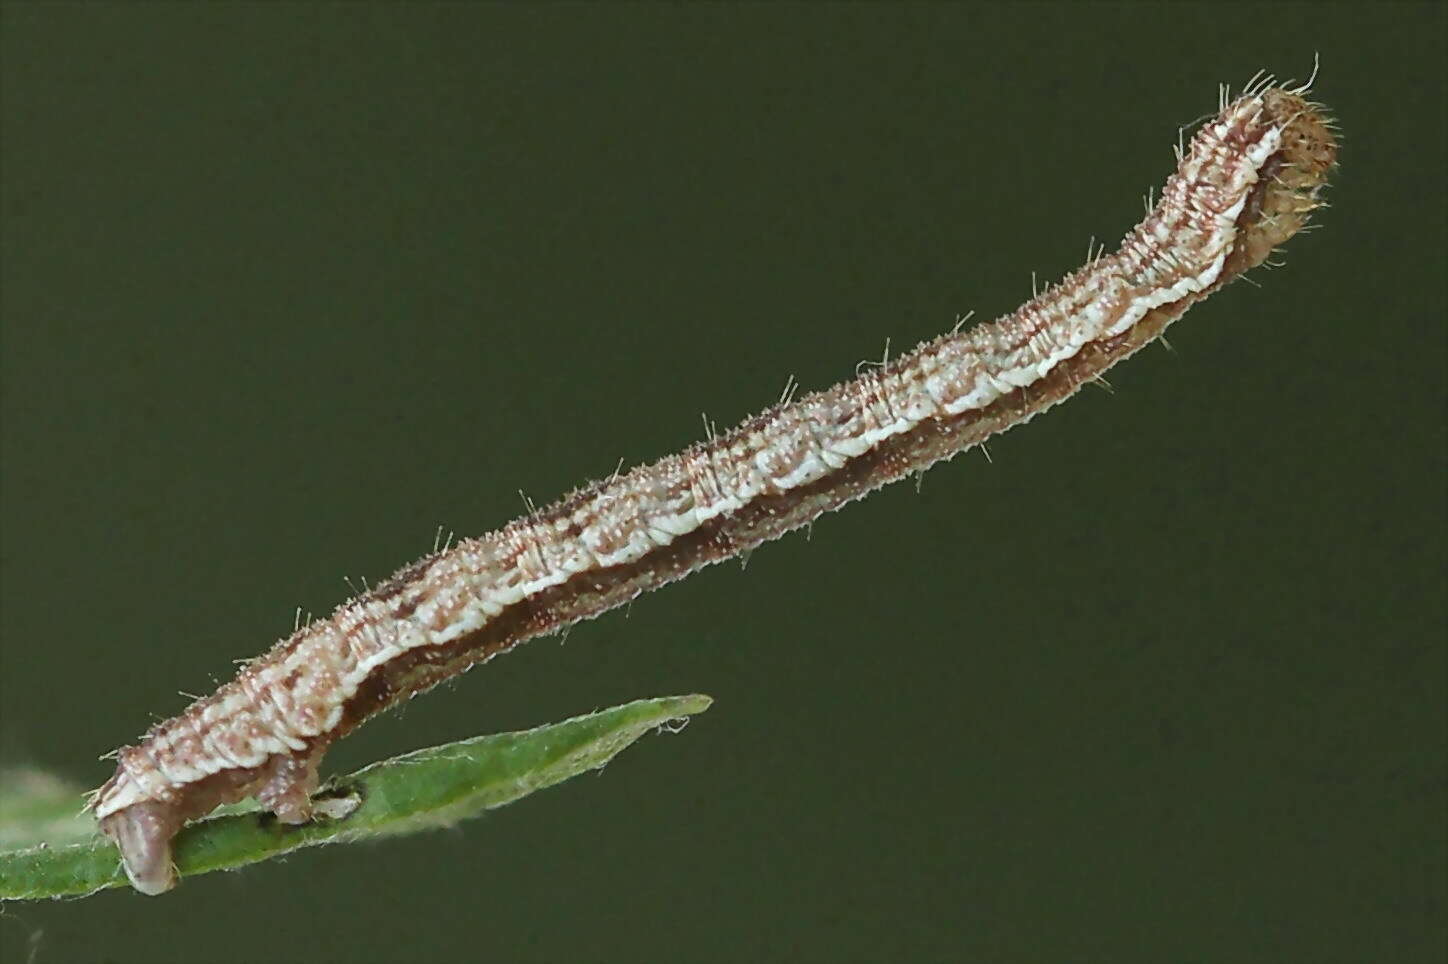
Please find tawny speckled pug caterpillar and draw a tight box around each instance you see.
[92,74,1337,895]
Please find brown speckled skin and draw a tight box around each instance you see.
[92,85,1335,895]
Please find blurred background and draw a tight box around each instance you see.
[2,4,1443,961]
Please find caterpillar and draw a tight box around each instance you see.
[91,73,1338,895]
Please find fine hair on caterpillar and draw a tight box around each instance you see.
[90,70,1338,895]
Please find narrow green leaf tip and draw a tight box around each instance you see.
[0,694,711,900]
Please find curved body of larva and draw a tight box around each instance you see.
[92,81,1336,894]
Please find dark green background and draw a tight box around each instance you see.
[2,3,1443,962]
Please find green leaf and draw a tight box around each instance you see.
[0,694,711,900]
